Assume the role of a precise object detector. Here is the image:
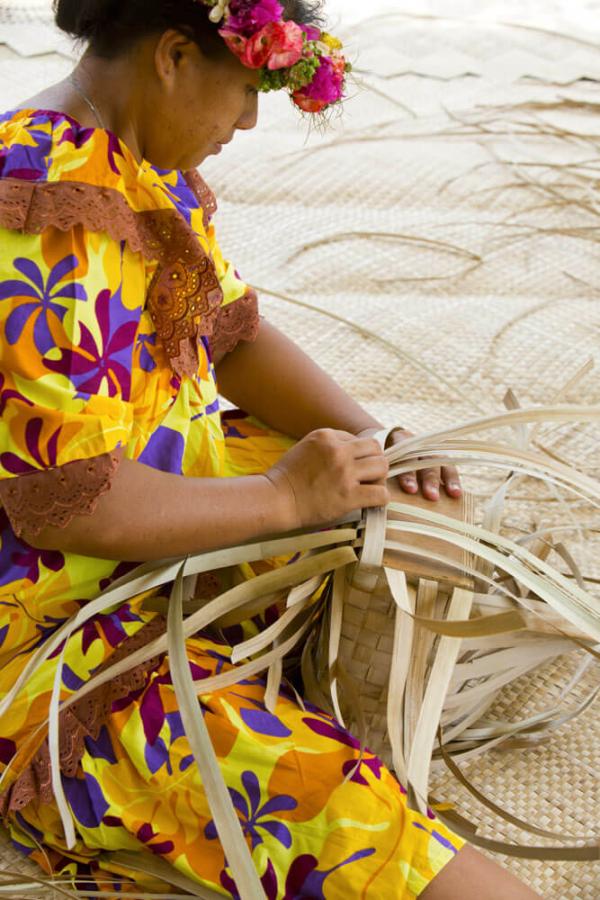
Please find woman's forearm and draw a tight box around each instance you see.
[26,459,290,561]
[25,322,387,561]
[216,319,383,439]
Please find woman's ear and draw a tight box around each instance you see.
[153,28,196,86]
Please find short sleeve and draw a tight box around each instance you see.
[205,220,260,360]
[0,223,146,536]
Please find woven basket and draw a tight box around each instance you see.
[302,467,600,861]
[0,421,598,892]
[306,486,475,773]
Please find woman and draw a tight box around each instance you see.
[0,0,539,896]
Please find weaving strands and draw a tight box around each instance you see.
[303,408,600,843]
[1,1,600,898]
[0,408,599,899]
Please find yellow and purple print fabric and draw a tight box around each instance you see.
[0,108,464,897]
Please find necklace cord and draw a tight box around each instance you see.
[68,73,107,130]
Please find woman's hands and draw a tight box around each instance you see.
[264,429,390,530]
[358,426,462,502]
[265,425,463,532]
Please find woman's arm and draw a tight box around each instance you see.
[216,319,462,500]
[27,460,287,560]
[26,432,389,560]
[216,318,382,438]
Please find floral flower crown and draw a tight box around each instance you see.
[195,0,351,113]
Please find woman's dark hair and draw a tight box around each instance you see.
[54,0,325,59]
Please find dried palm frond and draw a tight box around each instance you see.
[303,404,600,861]
[254,284,487,413]
[1,402,599,897]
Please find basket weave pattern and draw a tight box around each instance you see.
[1,3,600,897]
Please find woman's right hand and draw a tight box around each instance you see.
[264,429,391,530]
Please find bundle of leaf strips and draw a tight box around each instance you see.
[1,404,600,898]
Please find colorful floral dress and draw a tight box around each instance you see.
[0,108,464,898]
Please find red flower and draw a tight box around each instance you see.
[292,93,328,114]
[221,20,304,70]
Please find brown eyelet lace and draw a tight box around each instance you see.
[0,176,225,379]
[0,615,167,817]
[0,450,123,538]
[211,289,261,361]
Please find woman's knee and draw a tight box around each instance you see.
[420,845,541,900]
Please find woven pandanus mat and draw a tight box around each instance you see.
[1,5,600,898]
[0,1,52,25]
[0,831,45,895]
[429,651,600,899]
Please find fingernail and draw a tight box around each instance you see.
[428,487,439,500]
[448,481,461,491]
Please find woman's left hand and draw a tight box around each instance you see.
[357,427,462,502]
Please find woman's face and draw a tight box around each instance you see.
[139,29,260,170]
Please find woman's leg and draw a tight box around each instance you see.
[421,844,541,899]
[10,635,466,898]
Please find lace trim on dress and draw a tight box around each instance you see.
[211,288,261,361]
[0,177,224,378]
[184,169,218,231]
[0,449,123,539]
[147,248,222,379]
[0,615,167,816]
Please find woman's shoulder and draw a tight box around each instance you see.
[0,107,214,217]
[0,108,217,262]
[0,108,141,193]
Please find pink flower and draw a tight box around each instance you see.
[293,56,345,111]
[301,24,321,42]
[221,20,304,70]
[220,29,255,65]
[264,20,304,69]
[226,0,284,37]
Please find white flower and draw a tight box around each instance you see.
[208,0,230,23]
